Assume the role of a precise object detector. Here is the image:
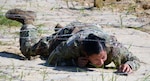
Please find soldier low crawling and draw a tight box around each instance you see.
[5,8,140,74]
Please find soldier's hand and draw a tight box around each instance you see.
[77,57,89,67]
[118,64,133,73]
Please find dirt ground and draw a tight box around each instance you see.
[0,0,150,81]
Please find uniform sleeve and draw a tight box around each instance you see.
[110,36,140,71]
[47,42,70,66]
[47,40,80,66]
[47,26,81,66]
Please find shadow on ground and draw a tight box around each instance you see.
[0,51,25,60]
[53,66,94,72]
[39,62,94,72]
[0,51,122,74]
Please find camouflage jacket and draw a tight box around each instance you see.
[47,22,140,71]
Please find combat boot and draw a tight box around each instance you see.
[5,8,36,25]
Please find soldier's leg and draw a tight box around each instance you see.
[35,36,52,59]
[20,25,53,59]
[5,9,41,60]
[20,25,39,60]
[5,9,56,60]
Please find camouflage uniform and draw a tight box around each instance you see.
[5,9,50,60]
[47,22,140,71]
[5,9,140,71]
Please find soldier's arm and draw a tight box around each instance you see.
[47,42,70,66]
[47,40,80,66]
[110,36,140,71]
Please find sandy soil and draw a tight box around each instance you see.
[0,0,150,81]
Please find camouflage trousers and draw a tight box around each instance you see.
[19,24,51,60]
[19,24,75,60]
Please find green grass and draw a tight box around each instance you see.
[0,41,9,45]
[119,15,124,28]
[0,41,3,45]
[41,69,48,81]
[139,74,150,81]
[0,13,21,27]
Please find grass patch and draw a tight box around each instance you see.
[0,41,9,45]
[0,75,7,80]
[0,41,10,45]
[139,73,150,81]
[0,13,21,27]
[0,41,3,45]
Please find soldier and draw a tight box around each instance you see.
[5,9,140,73]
